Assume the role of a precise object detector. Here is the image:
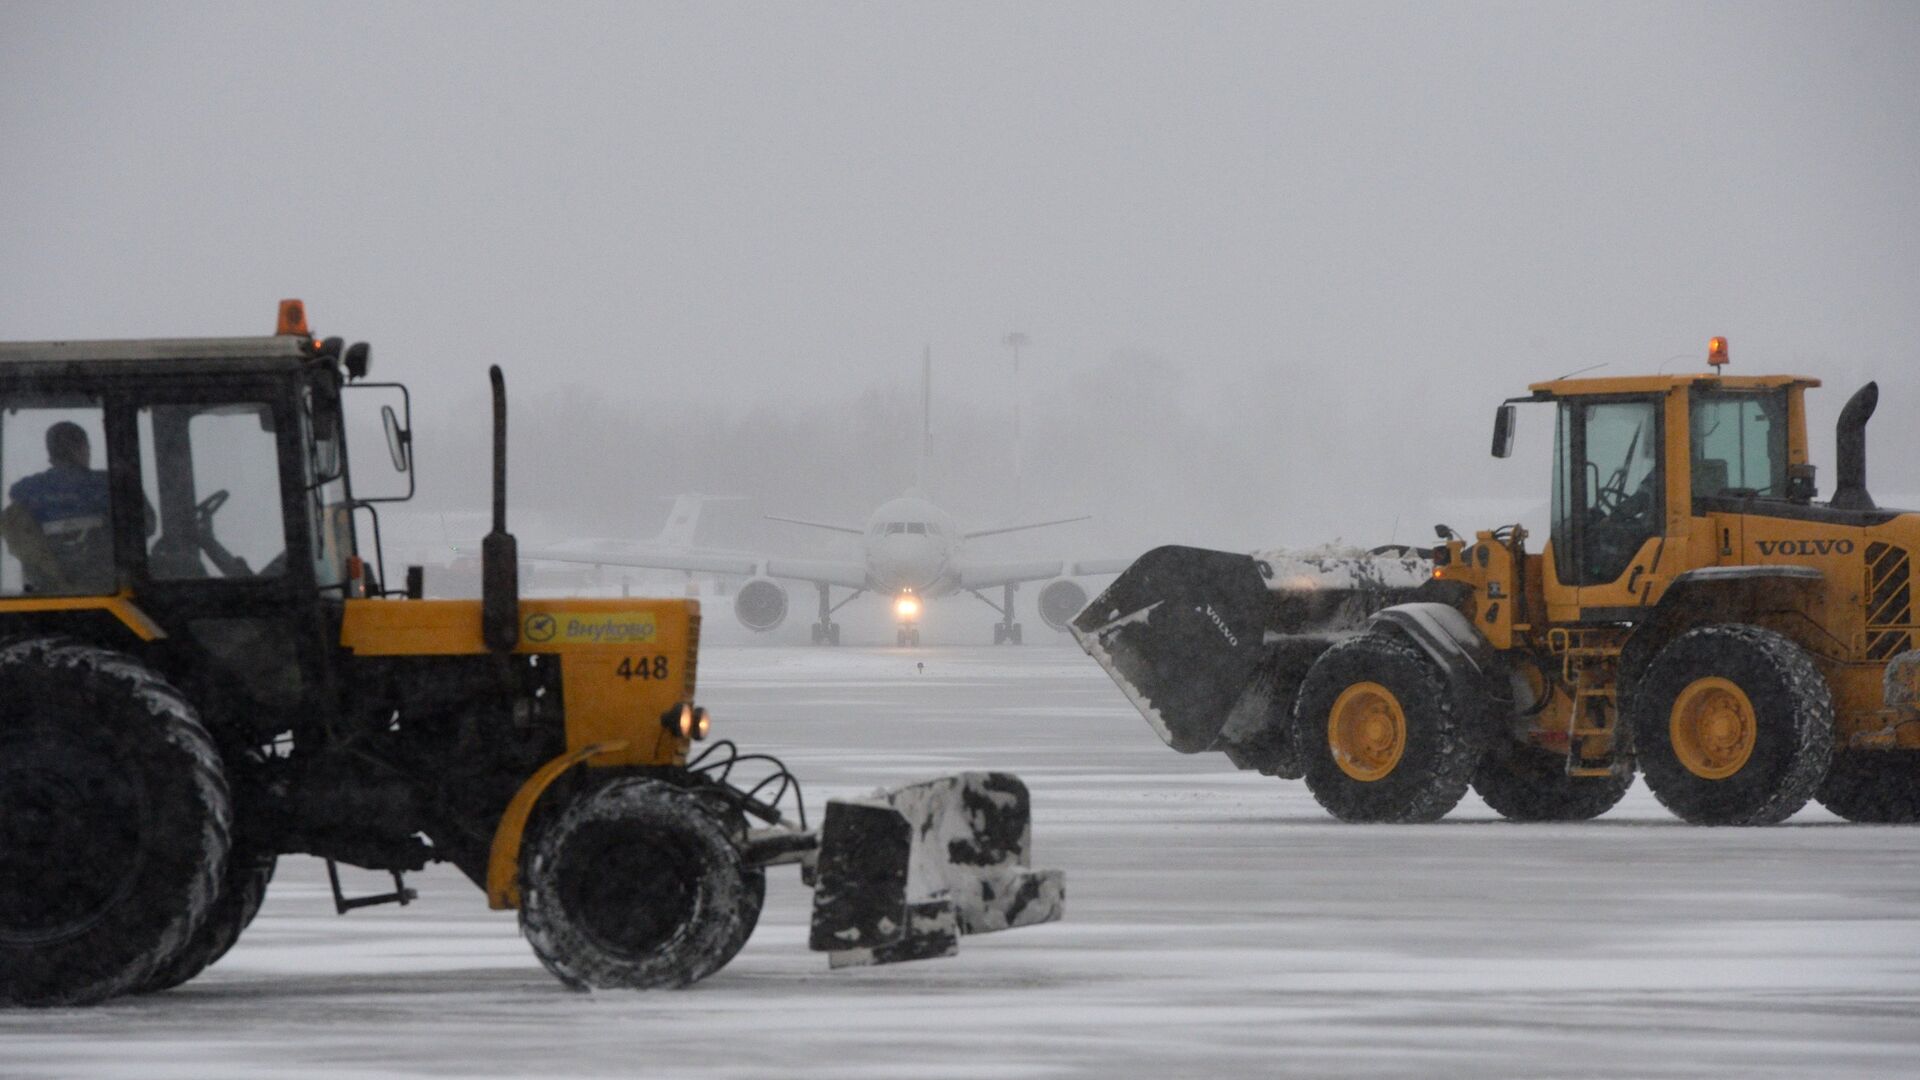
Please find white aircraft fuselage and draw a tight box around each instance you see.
[862,494,963,598]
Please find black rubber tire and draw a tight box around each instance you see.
[1292,633,1481,823]
[1472,741,1633,821]
[0,639,230,1007]
[1816,750,1920,823]
[137,849,275,993]
[1630,624,1834,825]
[519,777,749,990]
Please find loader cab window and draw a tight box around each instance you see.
[0,398,115,596]
[1552,398,1663,587]
[139,403,290,581]
[1690,389,1787,502]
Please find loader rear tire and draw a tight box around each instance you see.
[1815,750,1920,823]
[0,639,230,1007]
[1630,625,1833,825]
[1293,633,1480,823]
[1472,742,1633,821]
[520,777,750,990]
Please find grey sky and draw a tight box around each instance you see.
[5,2,1918,550]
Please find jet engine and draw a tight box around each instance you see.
[733,577,789,631]
[1037,578,1089,633]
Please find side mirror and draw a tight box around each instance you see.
[1491,403,1516,459]
[381,404,411,472]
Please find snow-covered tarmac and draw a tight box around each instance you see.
[6,644,1920,1079]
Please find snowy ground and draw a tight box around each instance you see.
[6,645,1920,1079]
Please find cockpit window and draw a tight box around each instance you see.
[885,523,905,534]
[907,522,926,534]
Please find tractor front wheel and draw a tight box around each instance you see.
[520,778,751,990]
[1292,633,1480,822]
[1630,625,1833,825]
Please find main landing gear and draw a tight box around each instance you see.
[971,584,1023,646]
[809,582,862,646]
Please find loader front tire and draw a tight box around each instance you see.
[1815,750,1920,823]
[520,778,750,990]
[1630,625,1833,825]
[1472,741,1633,821]
[0,639,230,1007]
[1293,633,1479,823]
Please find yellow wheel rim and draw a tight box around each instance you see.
[1669,676,1757,780]
[1328,681,1407,782]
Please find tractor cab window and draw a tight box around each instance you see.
[0,398,115,595]
[301,388,353,590]
[1552,398,1664,587]
[139,403,290,581]
[1690,389,1787,501]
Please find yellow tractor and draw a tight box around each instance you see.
[0,302,1061,1007]
[1075,338,1920,825]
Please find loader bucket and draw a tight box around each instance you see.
[1070,544,1432,770]
[809,772,1063,968]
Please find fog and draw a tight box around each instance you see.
[6,2,1919,562]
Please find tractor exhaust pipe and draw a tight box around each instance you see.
[1832,381,1878,512]
[481,365,520,651]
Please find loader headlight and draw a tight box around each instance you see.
[691,707,711,741]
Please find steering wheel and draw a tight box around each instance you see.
[1594,469,1629,512]
[194,489,230,530]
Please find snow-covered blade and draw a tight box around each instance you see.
[808,772,1063,968]
[1069,544,1433,772]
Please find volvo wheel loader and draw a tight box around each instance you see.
[0,302,1061,1007]
[1075,338,1920,825]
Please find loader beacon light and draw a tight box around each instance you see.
[661,701,697,739]
[1708,336,1729,368]
[894,593,922,620]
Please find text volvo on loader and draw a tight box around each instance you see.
[1074,338,1920,825]
[0,302,1061,1007]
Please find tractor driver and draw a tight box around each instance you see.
[1,421,115,593]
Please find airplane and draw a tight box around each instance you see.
[521,351,1110,645]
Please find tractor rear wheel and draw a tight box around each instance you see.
[137,847,275,993]
[1292,633,1480,822]
[1816,750,1920,822]
[520,777,750,989]
[1472,741,1633,821]
[1630,625,1833,825]
[0,639,230,1006]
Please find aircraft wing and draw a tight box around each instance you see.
[763,557,870,591]
[521,544,760,578]
[956,560,1065,590]
[1069,558,1133,576]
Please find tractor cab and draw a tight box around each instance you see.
[0,301,410,732]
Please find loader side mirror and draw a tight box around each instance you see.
[1491,404,1516,459]
[381,405,410,473]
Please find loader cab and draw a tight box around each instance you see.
[1516,369,1815,620]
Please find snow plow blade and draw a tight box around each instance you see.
[808,772,1063,968]
[1069,544,1433,774]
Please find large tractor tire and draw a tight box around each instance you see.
[520,777,751,990]
[137,848,275,993]
[1292,633,1481,823]
[1816,750,1920,823]
[1630,625,1834,825]
[1472,741,1633,821]
[0,639,231,1007]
